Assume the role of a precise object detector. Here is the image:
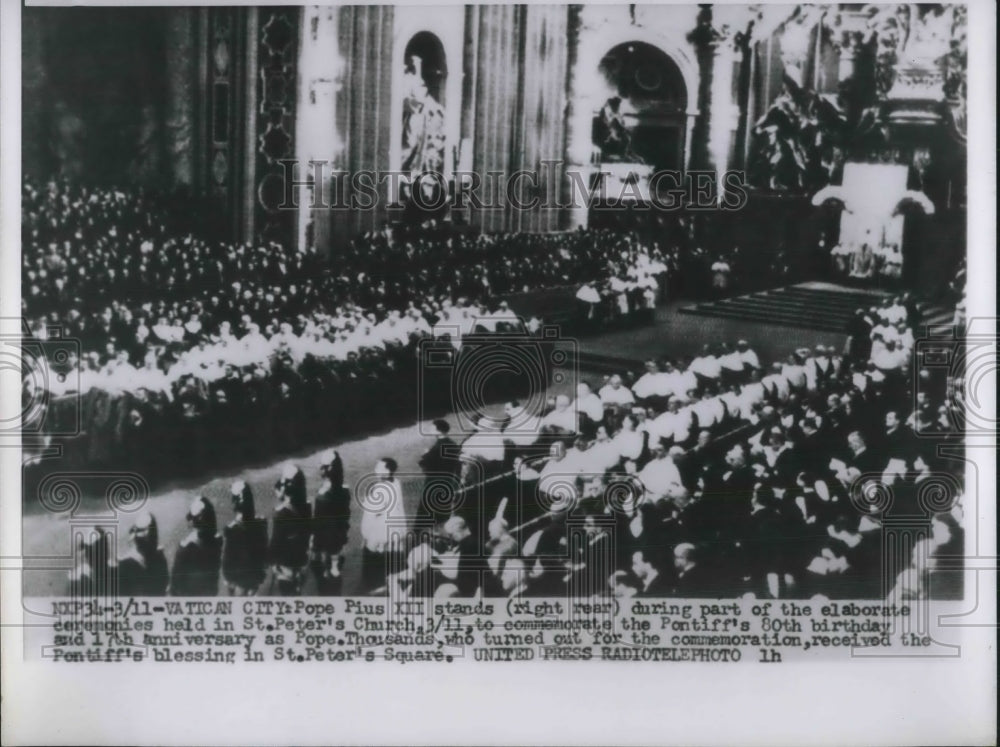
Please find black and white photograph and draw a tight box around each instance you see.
[1,1,995,745]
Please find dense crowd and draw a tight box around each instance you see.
[30,179,964,600]
[22,181,669,475]
[71,294,963,600]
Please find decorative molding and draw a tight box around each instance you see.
[254,7,299,244]
[861,4,959,102]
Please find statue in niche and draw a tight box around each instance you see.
[593,96,638,163]
[401,56,446,176]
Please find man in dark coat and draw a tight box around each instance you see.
[118,512,169,597]
[171,496,222,596]
[439,515,482,597]
[311,451,351,595]
[845,308,873,362]
[631,548,673,597]
[269,464,312,595]
[418,419,461,517]
[670,543,718,597]
[222,481,269,596]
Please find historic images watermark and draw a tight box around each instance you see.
[277,160,751,213]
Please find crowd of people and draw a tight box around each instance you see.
[28,177,965,600]
[23,181,673,476]
[71,292,963,600]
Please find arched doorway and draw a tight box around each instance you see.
[593,42,687,171]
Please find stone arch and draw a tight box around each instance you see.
[589,28,699,118]
[593,40,689,170]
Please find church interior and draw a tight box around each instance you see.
[20,4,970,601]
[23,3,966,283]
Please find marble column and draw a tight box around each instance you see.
[163,10,198,188]
[21,10,49,179]
[560,5,598,230]
[689,6,752,205]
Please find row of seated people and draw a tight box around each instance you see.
[27,301,526,474]
[419,334,921,494]
[84,319,946,598]
[23,180,666,369]
[393,308,961,599]
[23,180,666,479]
[70,337,961,601]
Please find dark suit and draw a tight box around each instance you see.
[313,484,351,555]
[880,426,913,464]
[671,563,718,597]
[636,570,673,597]
[170,534,222,596]
[118,549,169,597]
[848,447,885,478]
[418,436,460,478]
[222,518,269,593]
[771,445,801,487]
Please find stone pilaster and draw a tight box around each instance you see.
[294,6,347,254]
[688,5,757,204]
[163,10,198,188]
[560,5,598,229]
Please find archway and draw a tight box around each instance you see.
[593,41,688,171]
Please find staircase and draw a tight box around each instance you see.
[680,283,954,334]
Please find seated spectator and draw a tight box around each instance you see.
[689,345,722,385]
[541,394,579,434]
[638,441,686,503]
[572,381,605,430]
[599,374,635,408]
[632,360,670,402]
[613,413,646,463]
[632,549,672,596]
[737,339,760,373]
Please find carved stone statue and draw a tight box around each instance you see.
[401,57,446,176]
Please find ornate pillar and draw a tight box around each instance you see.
[688,5,755,205]
[199,6,253,242]
[777,9,818,90]
[294,6,346,254]
[163,10,198,188]
[560,5,596,230]
[253,7,300,246]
